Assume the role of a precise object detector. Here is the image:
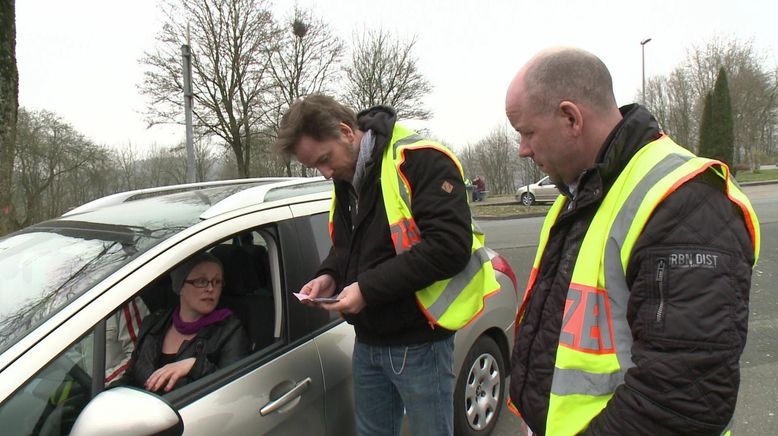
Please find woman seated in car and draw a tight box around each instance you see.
[120,252,250,393]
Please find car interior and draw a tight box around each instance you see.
[138,229,279,354]
[209,236,275,352]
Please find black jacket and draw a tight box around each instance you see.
[317,106,472,345]
[509,105,756,435]
[121,308,250,391]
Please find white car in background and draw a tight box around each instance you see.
[0,177,519,436]
[516,176,560,206]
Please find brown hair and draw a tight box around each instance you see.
[275,94,358,157]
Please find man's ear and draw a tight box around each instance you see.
[558,101,583,136]
[339,122,355,142]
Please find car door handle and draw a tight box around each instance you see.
[259,377,312,416]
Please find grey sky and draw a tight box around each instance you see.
[16,0,778,152]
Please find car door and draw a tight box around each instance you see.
[169,207,337,435]
[0,205,336,436]
[174,202,354,436]
[289,205,356,433]
[177,340,326,436]
[536,176,558,202]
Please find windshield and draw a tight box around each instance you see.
[0,221,178,353]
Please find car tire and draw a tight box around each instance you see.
[520,192,535,206]
[454,335,505,436]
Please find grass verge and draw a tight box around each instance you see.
[470,195,551,218]
[472,203,551,218]
[736,168,778,183]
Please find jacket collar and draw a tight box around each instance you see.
[594,104,662,187]
[565,104,662,211]
[333,105,397,195]
[356,105,397,161]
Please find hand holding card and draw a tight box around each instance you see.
[310,296,340,303]
[293,292,340,304]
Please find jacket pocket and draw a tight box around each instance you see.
[653,257,668,329]
[643,246,735,345]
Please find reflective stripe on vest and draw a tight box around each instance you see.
[381,123,499,330]
[516,135,759,436]
[328,123,500,330]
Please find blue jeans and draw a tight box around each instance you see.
[352,336,455,436]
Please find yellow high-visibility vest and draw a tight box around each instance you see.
[328,123,500,330]
[516,135,760,436]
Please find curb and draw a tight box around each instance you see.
[474,213,547,221]
[472,201,549,221]
[739,180,778,187]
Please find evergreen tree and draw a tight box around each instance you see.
[698,92,714,156]
[698,67,735,174]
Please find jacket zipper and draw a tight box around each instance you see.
[655,259,667,324]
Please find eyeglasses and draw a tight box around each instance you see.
[183,278,225,289]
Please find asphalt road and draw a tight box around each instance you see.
[482,184,778,436]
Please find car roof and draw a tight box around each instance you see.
[52,177,332,232]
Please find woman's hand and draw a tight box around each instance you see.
[144,357,196,393]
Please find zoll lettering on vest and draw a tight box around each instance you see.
[560,286,615,354]
[508,135,761,436]
[668,252,719,268]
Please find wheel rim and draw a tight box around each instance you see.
[463,352,501,431]
[522,194,533,206]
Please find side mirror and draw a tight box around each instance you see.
[71,387,183,436]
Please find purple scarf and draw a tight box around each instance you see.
[172,306,233,335]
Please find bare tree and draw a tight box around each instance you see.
[139,0,281,178]
[138,145,173,188]
[644,37,778,169]
[645,69,696,151]
[269,7,344,116]
[0,0,17,235]
[268,6,345,176]
[457,125,524,195]
[115,142,139,191]
[474,125,521,195]
[12,109,105,227]
[58,144,116,214]
[130,140,218,189]
[342,28,432,120]
[456,144,480,182]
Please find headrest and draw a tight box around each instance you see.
[209,244,262,296]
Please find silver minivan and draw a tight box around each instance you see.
[0,178,519,436]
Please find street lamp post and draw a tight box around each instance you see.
[641,38,652,103]
[182,25,195,184]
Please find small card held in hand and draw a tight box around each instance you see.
[310,296,340,303]
[293,292,340,304]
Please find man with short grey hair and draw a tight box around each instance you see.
[505,47,759,435]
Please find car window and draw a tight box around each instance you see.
[135,232,280,357]
[103,297,149,386]
[212,229,280,352]
[307,212,332,264]
[0,332,95,435]
[0,222,170,354]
